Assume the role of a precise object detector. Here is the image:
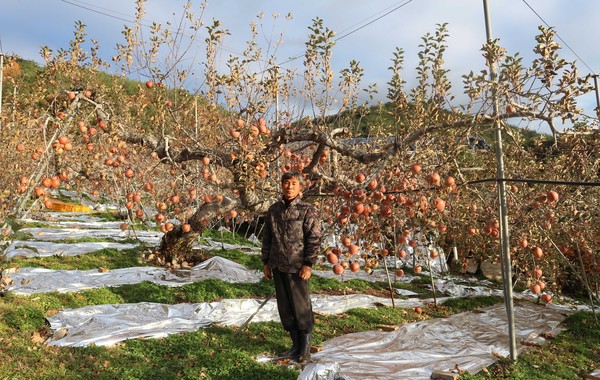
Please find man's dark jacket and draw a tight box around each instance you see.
[261,197,321,273]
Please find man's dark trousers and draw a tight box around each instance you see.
[272,268,313,332]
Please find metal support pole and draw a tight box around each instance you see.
[593,74,600,119]
[482,0,517,361]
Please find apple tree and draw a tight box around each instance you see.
[2,2,598,301]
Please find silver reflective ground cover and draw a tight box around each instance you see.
[6,261,493,298]
[3,256,263,294]
[3,240,139,259]
[16,227,163,245]
[45,294,395,347]
[24,211,262,252]
[25,211,108,223]
[323,227,449,272]
[312,267,417,283]
[5,211,588,378]
[194,238,261,253]
[299,303,571,380]
[20,217,125,229]
[3,234,259,259]
[434,279,504,298]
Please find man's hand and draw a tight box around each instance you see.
[263,265,272,280]
[299,265,312,280]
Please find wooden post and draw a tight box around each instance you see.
[482,0,517,361]
[593,74,600,119]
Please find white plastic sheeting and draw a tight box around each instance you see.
[299,303,571,380]
[21,214,260,252]
[20,217,124,230]
[53,190,111,210]
[4,258,499,300]
[18,227,163,245]
[3,257,262,294]
[46,294,394,347]
[312,268,417,283]
[3,235,259,259]
[4,240,139,259]
[25,212,105,223]
[395,289,420,296]
[434,279,505,298]
[323,227,449,274]
[164,256,262,284]
[404,246,449,274]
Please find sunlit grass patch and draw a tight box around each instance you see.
[5,247,146,270]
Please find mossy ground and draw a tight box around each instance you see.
[0,220,598,379]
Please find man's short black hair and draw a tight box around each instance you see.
[281,170,304,186]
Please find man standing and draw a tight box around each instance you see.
[262,170,321,363]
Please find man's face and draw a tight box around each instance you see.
[282,176,303,201]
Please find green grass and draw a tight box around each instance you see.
[4,247,146,270]
[0,276,502,380]
[200,229,258,247]
[10,230,35,241]
[7,220,58,231]
[0,289,125,332]
[212,249,263,270]
[13,235,144,245]
[310,273,406,297]
[0,321,300,380]
[442,295,504,312]
[1,217,598,379]
[110,279,275,304]
[0,256,598,379]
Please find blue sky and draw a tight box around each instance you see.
[2,0,599,132]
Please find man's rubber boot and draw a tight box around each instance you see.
[297,331,312,364]
[278,328,300,358]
